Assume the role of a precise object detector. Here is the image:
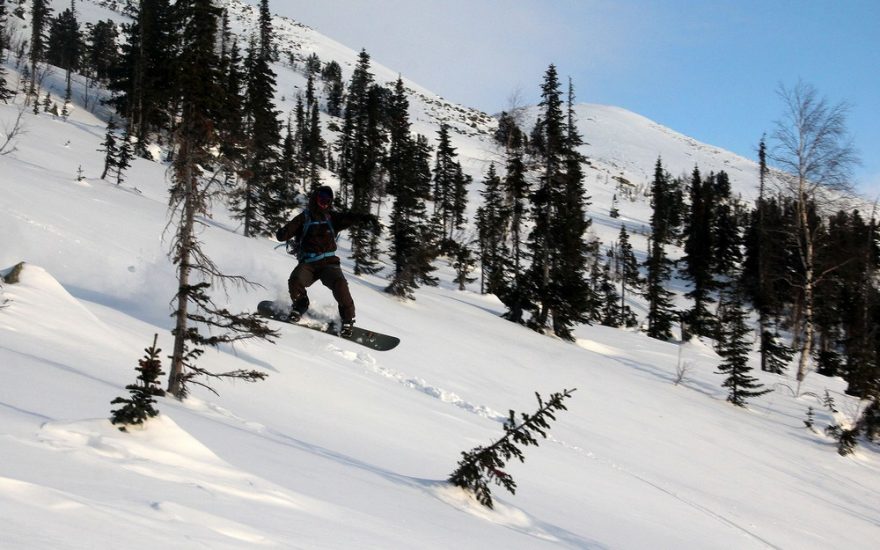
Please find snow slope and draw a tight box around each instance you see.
[2,2,879,548]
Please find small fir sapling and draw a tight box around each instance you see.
[99,117,118,180]
[824,398,880,456]
[449,388,576,509]
[823,389,838,413]
[804,406,817,432]
[110,334,166,431]
[825,423,859,456]
[452,240,477,291]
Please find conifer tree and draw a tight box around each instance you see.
[27,0,52,107]
[278,117,299,194]
[743,193,793,373]
[114,126,133,185]
[716,289,771,407]
[526,65,594,339]
[682,166,716,338]
[166,0,276,399]
[752,136,777,372]
[841,215,879,397]
[85,19,119,82]
[451,239,478,291]
[40,91,52,114]
[710,171,743,280]
[526,65,565,332]
[46,3,82,88]
[548,78,594,338]
[109,0,175,154]
[761,328,793,374]
[338,49,384,274]
[644,158,676,340]
[615,225,642,327]
[238,9,285,237]
[609,193,620,218]
[475,163,510,295]
[110,334,165,430]
[449,388,576,509]
[217,31,246,190]
[99,116,119,180]
[305,92,324,191]
[826,399,879,456]
[499,124,531,323]
[409,135,441,287]
[321,60,344,117]
[433,123,468,249]
[0,0,10,103]
[596,256,632,327]
[385,78,436,297]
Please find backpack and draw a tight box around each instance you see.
[286,209,337,263]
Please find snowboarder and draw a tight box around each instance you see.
[275,186,380,337]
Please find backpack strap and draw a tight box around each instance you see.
[298,209,337,263]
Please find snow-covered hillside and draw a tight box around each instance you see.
[2,1,879,548]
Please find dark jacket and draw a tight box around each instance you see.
[276,196,367,262]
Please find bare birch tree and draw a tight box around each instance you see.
[769,80,859,392]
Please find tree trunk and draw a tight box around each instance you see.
[167,151,196,398]
[795,186,814,391]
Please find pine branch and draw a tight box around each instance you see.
[449,388,576,509]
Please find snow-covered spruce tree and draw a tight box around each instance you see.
[715,288,771,407]
[166,0,276,399]
[449,389,576,509]
[110,334,165,430]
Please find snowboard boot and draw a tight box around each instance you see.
[340,319,355,338]
[285,297,310,322]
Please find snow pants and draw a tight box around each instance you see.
[288,259,355,322]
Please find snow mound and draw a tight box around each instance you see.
[0,263,111,343]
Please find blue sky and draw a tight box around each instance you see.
[263,0,879,195]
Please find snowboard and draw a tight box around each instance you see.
[257,300,400,351]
